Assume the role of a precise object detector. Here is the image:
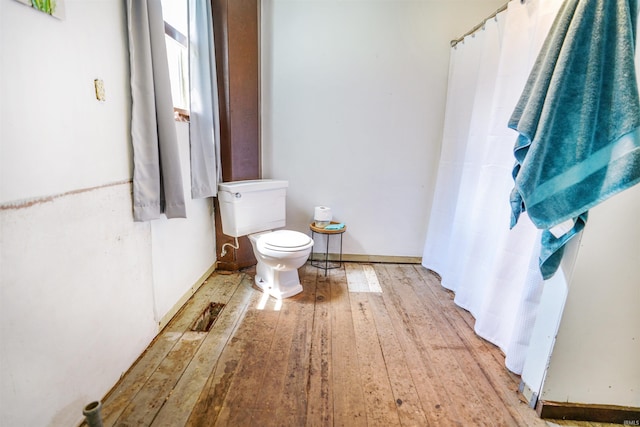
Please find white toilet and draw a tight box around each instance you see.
[217,179,314,299]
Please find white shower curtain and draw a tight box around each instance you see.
[422,0,563,374]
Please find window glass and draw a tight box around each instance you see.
[161,0,189,113]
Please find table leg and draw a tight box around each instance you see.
[324,232,329,276]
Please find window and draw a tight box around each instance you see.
[161,0,189,120]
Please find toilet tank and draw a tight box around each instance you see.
[217,179,288,237]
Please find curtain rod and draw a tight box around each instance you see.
[450,1,510,48]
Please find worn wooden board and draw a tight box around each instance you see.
[151,276,256,426]
[411,264,546,427]
[328,267,368,427]
[115,331,206,425]
[366,293,431,426]
[99,272,244,426]
[349,292,402,426]
[187,283,276,426]
[95,264,577,427]
[374,263,459,426]
[345,263,382,293]
[305,265,334,426]
[268,264,317,425]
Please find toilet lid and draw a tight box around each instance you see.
[259,230,313,252]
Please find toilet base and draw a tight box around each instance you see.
[254,266,303,299]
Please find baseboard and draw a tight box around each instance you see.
[158,262,217,330]
[537,400,640,425]
[321,253,422,264]
[519,381,538,409]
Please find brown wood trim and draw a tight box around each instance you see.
[320,254,422,264]
[157,262,217,330]
[174,107,190,122]
[537,400,640,424]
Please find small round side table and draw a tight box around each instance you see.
[309,222,346,276]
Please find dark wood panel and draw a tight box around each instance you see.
[212,0,260,271]
[537,401,640,425]
[226,0,260,182]
[212,0,259,183]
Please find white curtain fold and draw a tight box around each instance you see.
[188,0,221,198]
[422,0,563,374]
[126,0,186,221]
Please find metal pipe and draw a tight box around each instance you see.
[220,236,240,257]
[450,1,510,48]
[82,401,104,427]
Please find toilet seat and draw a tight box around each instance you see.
[257,230,313,253]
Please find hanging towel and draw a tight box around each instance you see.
[509,0,640,279]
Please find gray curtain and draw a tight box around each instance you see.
[126,0,186,221]
[188,0,221,198]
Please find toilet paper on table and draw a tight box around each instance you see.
[314,206,332,221]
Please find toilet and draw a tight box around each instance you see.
[217,179,314,299]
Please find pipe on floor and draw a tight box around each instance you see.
[82,401,104,427]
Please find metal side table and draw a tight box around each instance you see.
[309,222,346,276]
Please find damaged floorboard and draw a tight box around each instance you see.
[91,263,614,427]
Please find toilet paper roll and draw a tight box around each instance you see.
[314,206,332,222]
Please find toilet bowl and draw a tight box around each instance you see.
[217,179,315,299]
[249,230,314,299]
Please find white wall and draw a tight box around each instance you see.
[0,0,131,203]
[151,123,216,326]
[520,236,580,403]
[1,184,157,427]
[261,0,506,259]
[0,1,215,426]
[540,184,640,408]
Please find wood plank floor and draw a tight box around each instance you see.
[92,263,619,427]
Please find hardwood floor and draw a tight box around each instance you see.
[92,263,618,426]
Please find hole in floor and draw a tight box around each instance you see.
[191,302,225,332]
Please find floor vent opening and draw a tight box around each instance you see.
[191,302,225,332]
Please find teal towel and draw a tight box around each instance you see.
[324,223,345,230]
[509,0,640,279]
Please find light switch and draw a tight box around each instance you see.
[94,79,106,101]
